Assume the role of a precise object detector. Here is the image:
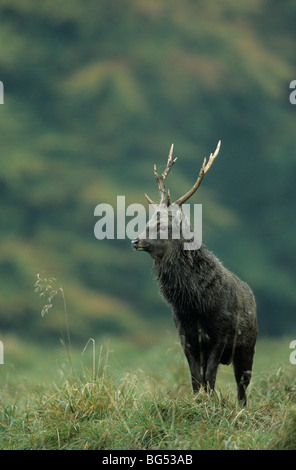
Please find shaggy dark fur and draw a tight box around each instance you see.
[132,206,257,406]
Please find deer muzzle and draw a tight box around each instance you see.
[131,238,148,251]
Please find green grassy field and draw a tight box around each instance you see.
[0,332,295,450]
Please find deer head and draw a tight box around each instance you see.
[132,141,221,259]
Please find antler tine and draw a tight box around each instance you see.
[163,143,176,178]
[145,143,178,205]
[144,192,155,204]
[167,189,171,206]
[204,139,221,173]
[174,140,221,207]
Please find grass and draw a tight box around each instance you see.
[0,275,295,450]
[0,338,295,450]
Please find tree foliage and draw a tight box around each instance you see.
[0,0,295,342]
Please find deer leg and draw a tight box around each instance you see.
[233,347,255,406]
[179,333,203,393]
[203,341,226,393]
[187,350,203,393]
[189,359,203,393]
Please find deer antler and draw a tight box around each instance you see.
[145,143,178,205]
[173,140,221,206]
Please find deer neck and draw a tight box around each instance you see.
[153,245,211,308]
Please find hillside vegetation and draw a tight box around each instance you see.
[1,1,296,452]
[0,1,296,345]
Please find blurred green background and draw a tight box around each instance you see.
[0,0,296,360]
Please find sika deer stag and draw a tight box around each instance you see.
[132,141,257,406]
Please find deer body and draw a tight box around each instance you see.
[132,142,257,405]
